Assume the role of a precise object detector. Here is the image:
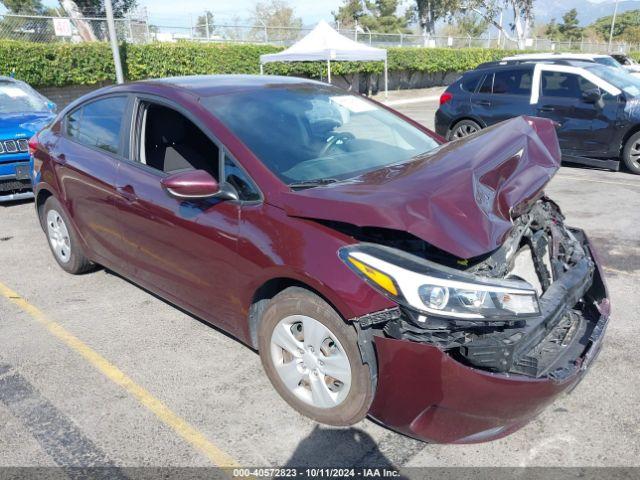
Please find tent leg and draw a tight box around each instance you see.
[384,58,388,98]
[260,64,264,75]
[327,59,331,84]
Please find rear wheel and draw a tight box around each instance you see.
[42,197,94,274]
[258,287,374,426]
[622,131,640,174]
[448,119,482,140]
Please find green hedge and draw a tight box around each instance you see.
[0,39,521,87]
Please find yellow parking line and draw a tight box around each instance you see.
[0,281,239,468]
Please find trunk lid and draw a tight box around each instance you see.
[279,116,561,259]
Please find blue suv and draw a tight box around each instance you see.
[0,76,56,202]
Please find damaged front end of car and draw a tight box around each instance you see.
[340,198,608,381]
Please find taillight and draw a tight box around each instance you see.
[29,134,43,174]
[28,134,39,157]
[439,92,453,106]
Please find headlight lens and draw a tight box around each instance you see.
[341,244,540,320]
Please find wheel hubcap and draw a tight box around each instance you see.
[46,209,71,264]
[629,141,640,167]
[453,123,478,138]
[270,315,352,409]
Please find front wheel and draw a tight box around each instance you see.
[42,197,95,274]
[448,119,482,140]
[622,131,640,174]
[258,287,374,426]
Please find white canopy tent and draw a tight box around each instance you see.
[259,20,388,97]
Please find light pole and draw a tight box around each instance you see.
[105,0,124,84]
[608,0,620,52]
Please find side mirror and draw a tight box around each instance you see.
[161,169,235,201]
[582,89,602,105]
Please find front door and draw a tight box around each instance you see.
[114,99,240,329]
[534,66,621,157]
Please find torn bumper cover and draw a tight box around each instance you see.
[360,230,609,444]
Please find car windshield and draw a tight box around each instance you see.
[594,56,622,68]
[203,85,439,185]
[585,64,640,97]
[0,80,49,114]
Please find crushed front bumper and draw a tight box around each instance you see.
[366,232,610,444]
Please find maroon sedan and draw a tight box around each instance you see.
[29,75,610,443]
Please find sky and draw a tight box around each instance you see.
[0,0,348,26]
[0,0,618,27]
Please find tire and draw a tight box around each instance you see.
[258,287,374,426]
[448,119,482,140]
[622,131,640,174]
[42,196,94,274]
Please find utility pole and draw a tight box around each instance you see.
[608,0,620,52]
[104,0,124,84]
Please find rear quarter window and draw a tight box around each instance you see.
[460,74,482,93]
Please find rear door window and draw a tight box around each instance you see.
[66,96,128,155]
[461,73,482,93]
[492,69,532,95]
[478,73,493,94]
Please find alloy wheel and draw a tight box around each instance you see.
[46,209,71,264]
[452,123,479,139]
[270,314,352,409]
[629,141,640,170]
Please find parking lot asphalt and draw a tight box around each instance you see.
[1,97,639,470]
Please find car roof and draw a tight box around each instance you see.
[135,74,329,97]
[503,53,609,61]
[0,76,18,83]
[474,58,597,71]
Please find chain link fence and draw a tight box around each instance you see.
[0,13,637,53]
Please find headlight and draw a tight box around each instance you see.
[339,244,540,320]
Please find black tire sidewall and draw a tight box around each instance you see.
[258,287,374,426]
[623,132,640,174]
[42,197,91,274]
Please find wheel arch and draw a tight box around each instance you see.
[35,187,54,230]
[620,123,640,157]
[247,277,347,351]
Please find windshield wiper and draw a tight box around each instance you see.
[288,178,338,190]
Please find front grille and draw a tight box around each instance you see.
[0,139,28,155]
[0,178,31,193]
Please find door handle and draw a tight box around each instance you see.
[539,106,555,112]
[475,100,491,106]
[117,185,137,202]
[54,153,66,165]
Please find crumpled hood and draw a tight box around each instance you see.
[0,112,54,139]
[279,116,561,259]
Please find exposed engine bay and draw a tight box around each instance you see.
[335,198,607,380]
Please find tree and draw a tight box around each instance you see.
[558,8,581,41]
[415,0,459,38]
[544,18,560,39]
[461,0,534,50]
[451,11,488,36]
[332,0,366,30]
[333,0,411,33]
[591,9,640,42]
[0,0,47,14]
[195,10,214,39]
[71,0,138,18]
[250,0,302,43]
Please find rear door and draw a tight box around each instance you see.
[486,67,536,123]
[56,95,132,268]
[113,96,242,330]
